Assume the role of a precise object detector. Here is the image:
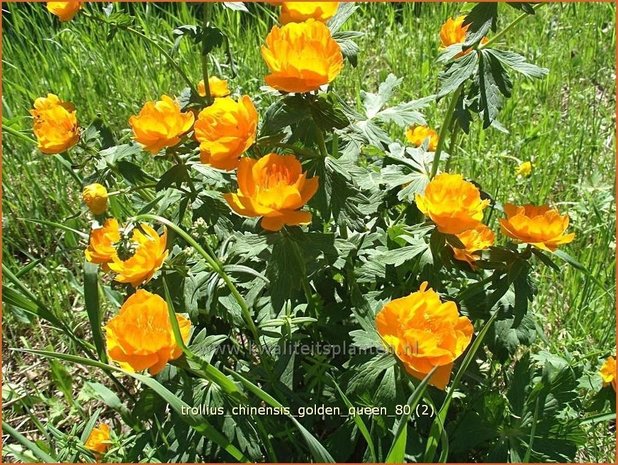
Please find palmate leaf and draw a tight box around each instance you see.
[486,49,549,79]
[438,51,479,98]
[462,3,498,47]
[266,233,304,311]
[478,49,512,128]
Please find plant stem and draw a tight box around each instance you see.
[443,122,460,173]
[201,3,212,104]
[315,126,329,158]
[430,85,463,179]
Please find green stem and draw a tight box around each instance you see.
[430,85,463,179]
[134,214,260,343]
[443,122,460,173]
[201,3,212,104]
[315,126,329,158]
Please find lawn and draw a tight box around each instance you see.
[2,1,616,462]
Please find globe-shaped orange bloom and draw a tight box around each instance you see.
[452,224,495,267]
[194,96,258,171]
[224,153,319,232]
[261,19,344,93]
[30,93,79,154]
[198,76,231,98]
[279,2,339,24]
[82,183,108,215]
[47,1,81,22]
[406,125,439,152]
[499,204,575,252]
[105,290,191,375]
[129,95,194,154]
[376,282,474,390]
[416,173,490,235]
[600,356,616,391]
[85,218,120,269]
[84,423,110,456]
[439,16,488,57]
[108,224,168,287]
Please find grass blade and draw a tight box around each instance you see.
[228,369,335,463]
[84,261,106,362]
[330,376,377,462]
[423,311,498,462]
[385,367,436,463]
[3,421,57,462]
[15,349,249,462]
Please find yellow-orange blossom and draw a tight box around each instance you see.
[84,423,111,455]
[105,290,191,375]
[600,356,616,391]
[440,16,488,57]
[47,1,81,22]
[416,173,490,235]
[82,183,108,215]
[406,125,439,152]
[129,95,194,154]
[261,19,343,93]
[279,2,339,24]
[85,218,120,268]
[376,282,474,389]
[499,204,575,252]
[194,96,258,171]
[452,224,495,266]
[108,224,168,287]
[31,93,79,154]
[198,76,231,98]
[224,153,319,231]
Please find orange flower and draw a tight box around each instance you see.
[376,282,473,389]
[406,125,439,152]
[499,204,575,252]
[600,356,616,391]
[439,16,488,57]
[30,93,79,154]
[224,153,319,231]
[105,290,191,375]
[261,19,343,93]
[198,76,231,98]
[85,218,120,269]
[108,224,168,287]
[129,95,194,154]
[47,1,81,22]
[452,224,495,267]
[194,96,258,171]
[82,183,108,215]
[416,173,490,235]
[84,423,110,456]
[279,2,339,24]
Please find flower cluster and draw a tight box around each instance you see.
[416,172,574,266]
[31,2,588,420]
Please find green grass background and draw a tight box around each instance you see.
[2,1,616,461]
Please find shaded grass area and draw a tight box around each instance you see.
[2,2,615,461]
